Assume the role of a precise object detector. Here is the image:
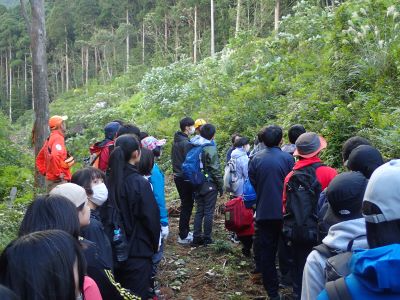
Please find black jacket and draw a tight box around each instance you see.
[171,131,191,177]
[118,164,160,258]
[81,209,114,270]
[249,147,294,221]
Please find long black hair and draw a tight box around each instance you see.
[19,195,81,239]
[138,148,155,176]
[0,230,86,300]
[108,134,141,205]
[72,167,106,196]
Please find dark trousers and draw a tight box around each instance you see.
[290,242,315,299]
[255,219,283,298]
[193,182,218,240]
[115,257,152,299]
[174,176,195,239]
[278,234,292,277]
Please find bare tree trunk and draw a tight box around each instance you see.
[30,48,34,109]
[9,47,12,121]
[235,0,241,37]
[174,22,179,61]
[142,22,145,64]
[65,31,69,91]
[24,0,50,188]
[85,47,89,85]
[61,63,64,93]
[55,64,59,94]
[24,53,27,96]
[274,0,280,32]
[164,14,168,55]
[210,0,215,57]
[103,46,111,80]
[94,47,98,77]
[126,9,130,72]
[5,51,9,100]
[81,47,84,85]
[194,5,198,63]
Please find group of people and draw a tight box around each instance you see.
[1,114,400,300]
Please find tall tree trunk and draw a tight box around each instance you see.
[235,0,241,37]
[103,46,111,80]
[81,47,84,85]
[174,22,179,61]
[61,63,64,93]
[210,0,215,57]
[24,0,50,188]
[194,5,198,63]
[9,47,12,121]
[126,9,130,72]
[5,51,9,100]
[55,64,59,94]
[85,47,89,85]
[94,47,98,76]
[24,53,27,96]
[142,22,145,64]
[164,14,168,55]
[65,31,69,91]
[30,48,34,109]
[274,0,280,32]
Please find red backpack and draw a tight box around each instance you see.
[224,197,254,233]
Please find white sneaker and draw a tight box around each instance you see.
[177,233,193,244]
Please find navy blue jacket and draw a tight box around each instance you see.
[248,146,294,221]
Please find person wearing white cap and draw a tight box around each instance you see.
[318,160,400,299]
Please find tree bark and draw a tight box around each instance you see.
[194,5,198,63]
[210,0,215,57]
[65,29,69,91]
[25,0,50,188]
[85,46,89,85]
[5,51,9,101]
[164,13,168,55]
[274,0,280,32]
[142,22,145,64]
[9,46,12,121]
[24,53,27,96]
[174,22,179,61]
[126,9,130,72]
[235,0,241,37]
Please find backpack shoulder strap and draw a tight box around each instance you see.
[325,277,352,300]
[313,243,334,258]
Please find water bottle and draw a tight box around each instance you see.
[113,228,128,262]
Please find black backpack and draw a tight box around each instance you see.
[282,163,322,244]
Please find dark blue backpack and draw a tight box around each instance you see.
[182,143,212,187]
[243,178,256,208]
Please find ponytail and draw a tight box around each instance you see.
[107,134,140,204]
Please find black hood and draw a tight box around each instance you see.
[348,145,384,179]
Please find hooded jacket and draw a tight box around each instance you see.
[190,135,223,191]
[171,131,191,177]
[230,147,250,196]
[118,164,160,258]
[317,244,400,299]
[90,139,114,172]
[301,218,368,300]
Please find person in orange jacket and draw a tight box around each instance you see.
[36,115,74,191]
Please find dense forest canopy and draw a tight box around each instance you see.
[0,0,299,121]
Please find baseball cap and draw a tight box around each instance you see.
[49,115,68,130]
[363,160,400,223]
[324,171,368,226]
[141,136,166,151]
[50,183,88,208]
[194,119,207,129]
[347,145,384,179]
[293,132,327,158]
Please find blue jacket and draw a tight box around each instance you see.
[318,244,400,299]
[149,163,169,226]
[248,147,294,221]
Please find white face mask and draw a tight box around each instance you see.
[91,183,108,206]
[189,126,195,135]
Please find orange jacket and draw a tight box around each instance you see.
[36,130,72,181]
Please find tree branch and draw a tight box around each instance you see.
[20,0,31,33]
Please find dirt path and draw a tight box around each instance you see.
[157,185,268,300]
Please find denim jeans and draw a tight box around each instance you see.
[193,182,218,240]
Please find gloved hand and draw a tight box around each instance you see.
[218,188,224,197]
[161,225,169,240]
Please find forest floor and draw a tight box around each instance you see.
[156,177,291,300]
